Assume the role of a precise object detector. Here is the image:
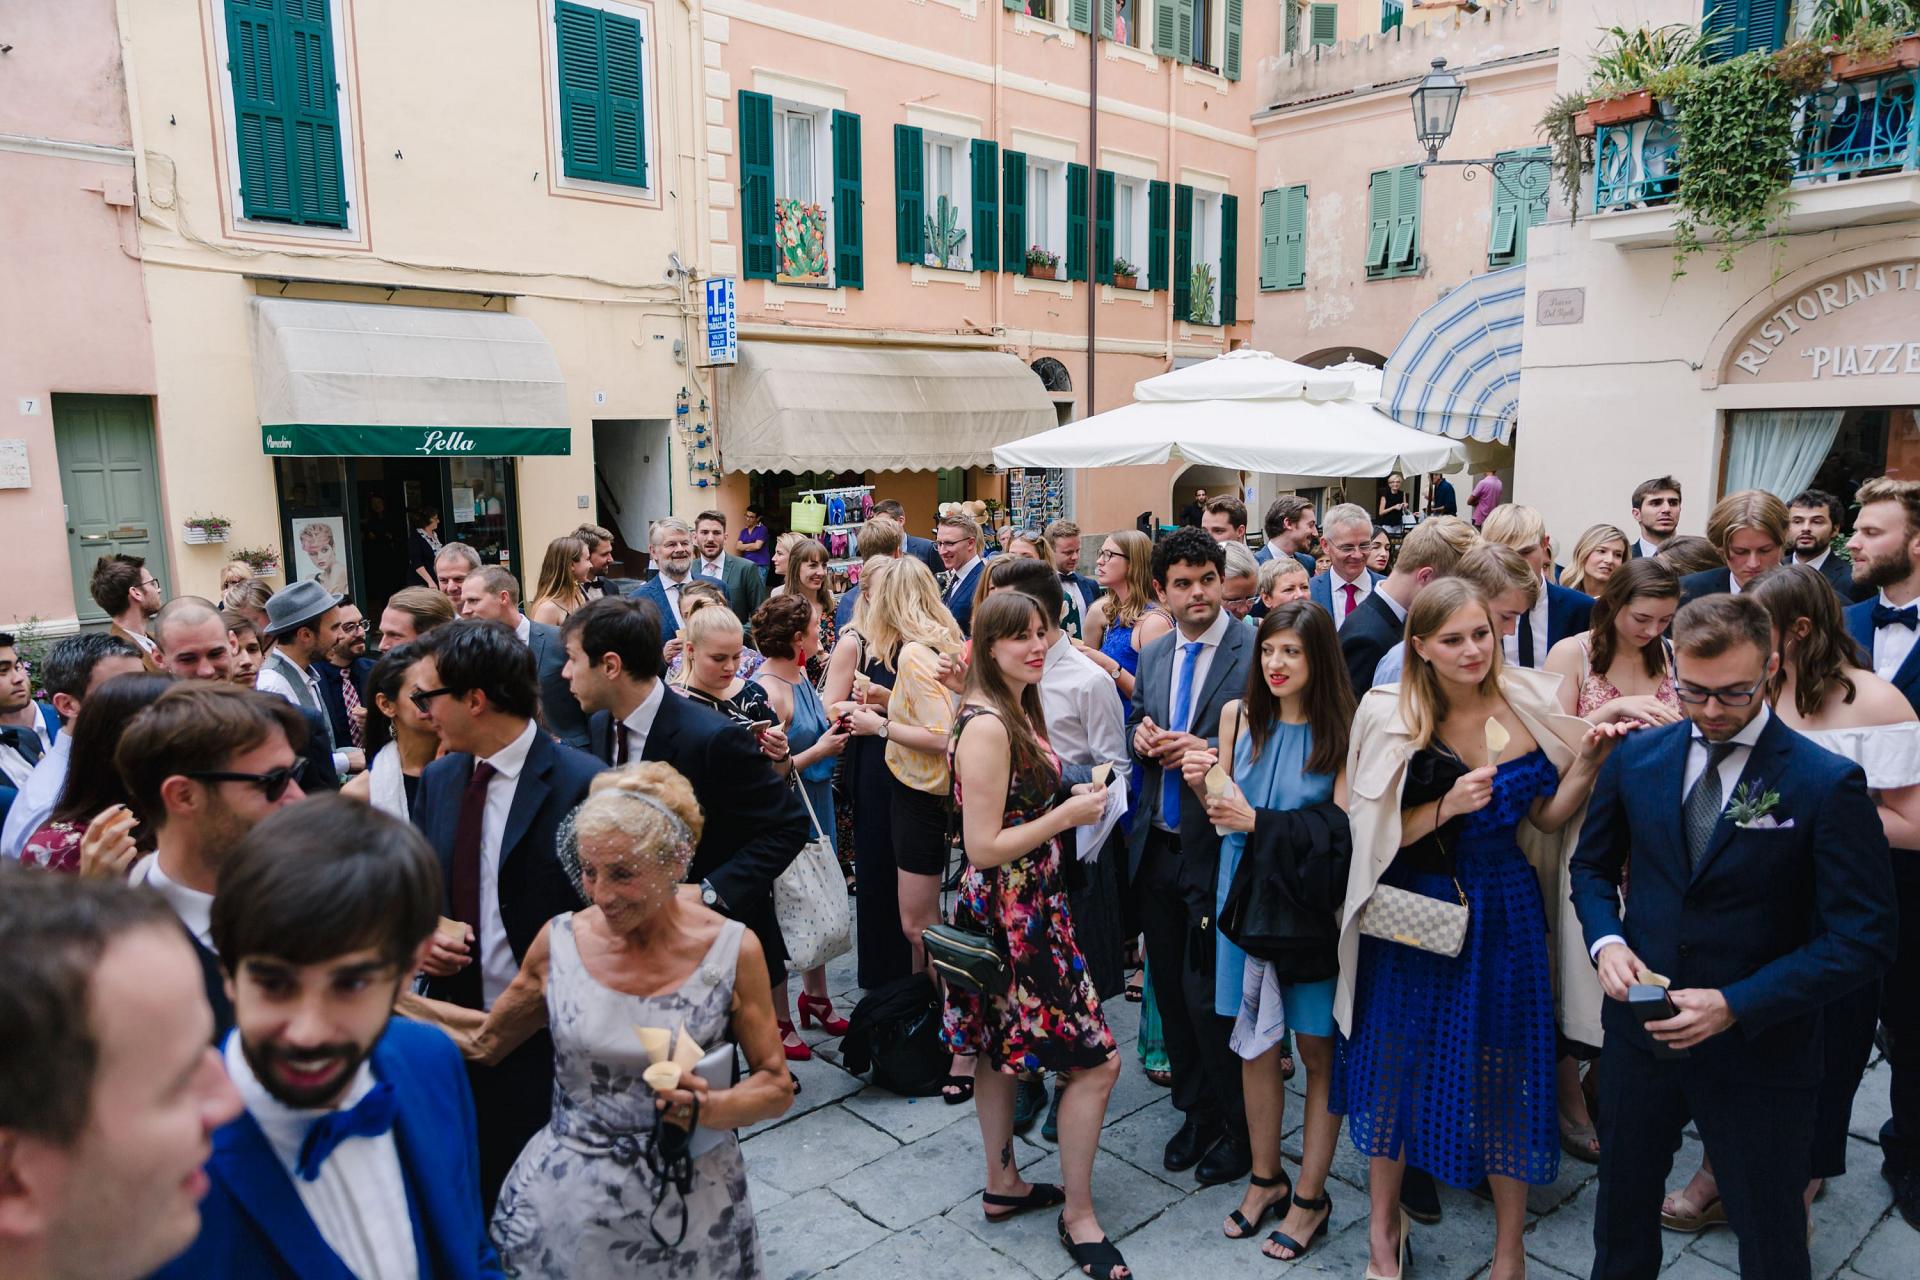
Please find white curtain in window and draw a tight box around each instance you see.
[1723,408,1844,500]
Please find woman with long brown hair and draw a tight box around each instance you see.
[945,591,1125,1279]
[1544,557,1683,729]
[1178,601,1352,1260]
[528,535,592,626]
[770,536,837,683]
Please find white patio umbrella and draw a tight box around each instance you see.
[992,349,1465,477]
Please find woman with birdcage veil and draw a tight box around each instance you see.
[406,763,794,1276]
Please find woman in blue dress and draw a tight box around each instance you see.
[1181,600,1354,1261]
[1332,579,1624,1280]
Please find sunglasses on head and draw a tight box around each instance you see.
[182,759,308,802]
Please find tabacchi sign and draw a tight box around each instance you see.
[1728,262,1920,382]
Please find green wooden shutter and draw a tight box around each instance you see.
[1068,0,1093,34]
[555,1,646,191]
[894,124,924,264]
[1172,184,1193,318]
[1381,0,1403,33]
[601,10,646,186]
[1706,0,1788,61]
[1219,193,1238,325]
[285,0,345,223]
[1153,0,1178,56]
[738,91,775,279]
[1487,146,1547,268]
[1066,163,1089,281]
[229,0,295,222]
[1309,3,1338,47]
[832,109,863,287]
[1099,0,1116,40]
[1258,188,1283,289]
[1002,150,1027,269]
[1284,0,1300,53]
[1175,0,1195,65]
[1003,0,1024,8]
[1282,184,1308,288]
[1389,163,1420,272]
[1224,0,1244,80]
[1148,179,1170,290]
[1363,168,1391,276]
[227,0,347,227]
[1094,169,1115,283]
[970,139,998,272]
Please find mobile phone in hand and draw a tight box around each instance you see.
[1628,983,1687,1059]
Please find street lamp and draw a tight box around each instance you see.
[1410,56,1547,187]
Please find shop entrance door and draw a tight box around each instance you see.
[351,458,440,606]
[53,395,169,625]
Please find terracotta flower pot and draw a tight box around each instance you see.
[1025,262,1059,279]
[1831,34,1920,82]
[1114,273,1138,290]
[1586,89,1656,127]
[1573,109,1596,138]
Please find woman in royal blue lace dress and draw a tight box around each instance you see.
[1332,579,1625,1280]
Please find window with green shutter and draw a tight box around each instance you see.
[894,125,924,264]
[1148,178,1170,290]
[1099,0,1116,41]
[1172,183,1193,318]
[1703,0,1788,60]
[1067,0,1094,34]
[738,91,775,280]
[1153,0,1179,57]
[1224,0,1243,80]
[1095,170,1116,283]
[1259,184,1307,291]
[1487,146,1548,268]
[1365,164,1421,280]
[971,139,999,273]
[1381,0,1403,33]
[832,110,863,288]
[554,0,649,190]
[1002,149,1028,270]
[1309,3,1338,47]
[1219,193,1238,325]
[1284,1,1300,53]
[1175,0,1195,66]
[1066,164,1089,280]
[224,0,347,227]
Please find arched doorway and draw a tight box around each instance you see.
[1294,346,1388,369]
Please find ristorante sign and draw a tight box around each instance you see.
[1727,262,1920,383]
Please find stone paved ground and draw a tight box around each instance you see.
[740,950,1920,1279]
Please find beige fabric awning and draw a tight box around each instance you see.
[718,341,1057,473]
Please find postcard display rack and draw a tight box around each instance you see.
[804,483,874,594]
[1006,468,1067,531]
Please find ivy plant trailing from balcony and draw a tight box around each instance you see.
[1537,92,1594,209]
[1667,49,1807,277]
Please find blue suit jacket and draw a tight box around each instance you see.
[623,571,727,637]
[1308,569,1382,626]
[1568,716,1897,1078]
[834,583,861,631]
[1847,596,1920,713]
[1518,582,1595,667]
[524,619,590,748]
[945,559,986,636]
[153,1020,502,1280]
[310,657,375,752]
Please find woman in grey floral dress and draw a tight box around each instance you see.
[413,763,794,1277]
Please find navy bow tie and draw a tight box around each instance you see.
[295,1080,396,1180]
[1873,603,1919,631]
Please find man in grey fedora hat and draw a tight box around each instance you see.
[253,580,364,779]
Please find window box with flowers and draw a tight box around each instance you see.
[1025,245,1062,279]
[774,197,831,285]
[232,545,281,578]
[183,515,233,545]
[1111,256,1140,290]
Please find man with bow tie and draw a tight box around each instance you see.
[155,795,502,1279]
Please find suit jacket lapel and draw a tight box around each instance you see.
[1847,600,1876,658]
[1646,723,1693,873]
[1190,621,1246,722]
[640,687,682,760]
[377,1039,455,1279]
[1692,714,1789,884]
[213,1114,355,1279]
[498,736,551,873]
[1894,634,1920,702]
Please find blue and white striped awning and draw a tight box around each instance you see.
[1381,265,1525,445]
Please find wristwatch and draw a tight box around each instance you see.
[877,719,891,741]
[700,879,725,910]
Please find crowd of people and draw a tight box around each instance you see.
[1,473,1916,1280]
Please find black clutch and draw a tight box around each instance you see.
[922,922,1009,993]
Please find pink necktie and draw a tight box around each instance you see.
[340,675,364,748]
[1341,582,1358,620]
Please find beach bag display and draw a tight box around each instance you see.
[771,779,852,971]
[790,496,826,535]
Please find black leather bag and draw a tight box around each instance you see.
[922,922,1010,993]
[1218,801,1353,985]
[839,973,950,1097]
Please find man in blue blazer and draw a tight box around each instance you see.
[935,510,988,636]
[457,567,591,748]
[1125,529,1255,1186]
[623,518,725,646]
[1478,503,1593,667]
[1046,519,1102,640]
[157,795,501,1279]
[1255,495,1320,576]
[875,498,946,577]
[407,622,601,1212]
[1570,594,1896,1278]
[310,603,376,751]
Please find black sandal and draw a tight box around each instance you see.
[940,1074,974,1105]
[1057,1212,1130,1279]
[1124,975,1144,1003]
[1263,1189,1333,1261]
[982,1182,1065,1222]
[1223,1170,1292,1239]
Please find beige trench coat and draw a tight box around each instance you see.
[1333,665,1607,1047]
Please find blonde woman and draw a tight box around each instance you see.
[771,536,837,683]
[1075,529,1172,717]
[1561,524,1631,596]
[667,584,764,685]
[528,535,592,626]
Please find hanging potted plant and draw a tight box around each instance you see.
[1584,21,1713,125]
[1024,245,1062,279]
[1111,256,1140,290]
[182,514,233,545]
[231,544,281,578]
[1812,0,1920,80]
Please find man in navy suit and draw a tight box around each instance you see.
[1571,595,1897,1278]
[1481,504,1594,668]
[1629,476,1684,559]
[311,601,377,753]
[873,498,945,577]
[1255,494,1321,576]
[1047,518,1102,640]
[1308,502,1383,630]
[562,596,809,991]
[1677,490,1787,607]
[935,510,989,636]
[408,621,602,1211]
[625,518,725,651]
[457,566,591,748]
[1843,477,1920,1225]
[1125,528,1255,1186]
[156,796,501,1278]
[1787,487,1871,603]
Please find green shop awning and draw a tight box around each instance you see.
[262,424,571,457]
[251,297,571,457]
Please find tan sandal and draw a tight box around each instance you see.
[1659,1189,1728,1232]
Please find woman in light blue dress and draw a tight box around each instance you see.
[1183,601,1353,1262]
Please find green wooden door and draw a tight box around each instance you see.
[52,395,170,625]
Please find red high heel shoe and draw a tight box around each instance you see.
[796,993,850,1036]
[776,1019,813,1061]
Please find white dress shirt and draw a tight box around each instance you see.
[1,733,69,858]
[701,555,727,581]
[129,854,215,950]
[1330,569,1373,629]
[612,678,668,766]
[1153,609,1232,832]
[1798,547,1832,573]
[658,574,690,628]
[0,713,51,794]
[1873,590,1920,684]
[225,1037,419,1280]
[1728,574,1745,596]
[1635,536,1662,559]
[476,719,540,1008]
[513,614,532,644]
[1590,705,1772,961]
[1503,574,1553,670]
[1040,633,1130,784]
[256,655,354,776]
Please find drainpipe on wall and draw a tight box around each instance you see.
[1085,23,1097,421]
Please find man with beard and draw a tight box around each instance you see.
[1845,476,1920,1227]
[151,797,499,1278]
[631,518,722,652]
[117,684,310,1041]
[1629,476,1683,559]
[1787,487,1868,602]
[692,508,769,623]
[312,601,376,753]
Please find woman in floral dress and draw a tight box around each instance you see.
[945,592,1130,1280]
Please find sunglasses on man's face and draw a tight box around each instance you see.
[182,759,308,802]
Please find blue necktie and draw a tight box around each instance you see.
[1162,641,1204,827]
[295,1080,397,1180]
[1873,603,1918,630]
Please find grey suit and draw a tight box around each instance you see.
[1124,615,1254,1136]
[524,619,590,748]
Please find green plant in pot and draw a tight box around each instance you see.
[1811,0,1920,79]
[1187,262,1216,324]
[922,196,969,269]
[1668,49,1801,276]
[1025,245,1061,277]
[1538,91,1596,209]
[1111,256,1139,288]
[1585,21,1715,124]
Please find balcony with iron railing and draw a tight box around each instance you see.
[1587,66,1920,246]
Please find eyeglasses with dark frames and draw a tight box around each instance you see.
[1673,675,1768,708]
[181,759,308,802]
[410,686,459,714]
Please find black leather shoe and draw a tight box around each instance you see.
[1195,1133,1253,1186]
[1012,1076,1049,1136]
[1885,1161,1920,1230]
[1162,1115,1220,1172]
[1400,1167,1442,1224]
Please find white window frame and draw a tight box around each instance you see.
[544,0,660,202]
[1115,174,1149,279]
[1190,187,1222,324]
[1027,157,1068,269]
[1114,0,1145,47]
[209,0,364,240]
[1191,0,1214,68]
[920,131,974,271]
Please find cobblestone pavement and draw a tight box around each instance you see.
[740,952,1919,1279]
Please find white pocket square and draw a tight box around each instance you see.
[1738,816,1793,830]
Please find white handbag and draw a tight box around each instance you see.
[772,779,853,972]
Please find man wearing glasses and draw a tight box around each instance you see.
[118,683,312,1043]
[255,581,365,780]
[1571,594,1896,1277]
[312,602,376,755]
[1306,503,1382,631]
[90,553,166,670]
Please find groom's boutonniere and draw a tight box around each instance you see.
[1725,781,1790,829]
